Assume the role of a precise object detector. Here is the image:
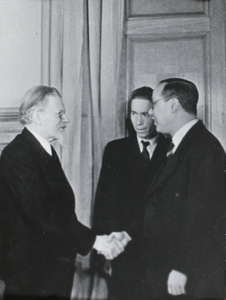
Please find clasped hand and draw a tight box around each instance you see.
[93,231,132,260]
[167,269,187,296]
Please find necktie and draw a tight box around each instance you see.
[141,140,150,163]
[166,142,175,157]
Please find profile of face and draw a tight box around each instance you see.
[38,95,70,144]
[130,98,156,139]
[151,83,173,135]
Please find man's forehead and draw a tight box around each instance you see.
[45,95,64,110]
[131,98,151,104]
[131,99,152,112]
[153,83,165,98]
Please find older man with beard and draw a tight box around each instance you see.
[0,86,128,300]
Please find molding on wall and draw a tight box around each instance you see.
[0,107,19,122]
[126,0,209,19]
[126,16,210,36]
[0,107,22,151]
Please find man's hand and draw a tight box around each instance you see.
[167,269,187,295]
[107,231,132,247]
[93,235,126,260]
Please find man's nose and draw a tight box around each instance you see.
[148,107,153,115]
[136,115,143,124]
[62,113,70,123]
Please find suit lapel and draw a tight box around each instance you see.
[147,134,170,166]
[127,134,170,186]
[127,136,141,159]
[142,134,170,179]
[149,121,203,194]
[150,153,181,193]
[22,127,53,161]
[125,136,145,183]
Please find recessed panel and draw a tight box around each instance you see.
[129,0,206,16]
[0,115,22,152]
[132,38,206,120]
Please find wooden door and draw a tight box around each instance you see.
[122,0,226,149]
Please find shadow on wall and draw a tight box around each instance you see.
[0,280,4,299]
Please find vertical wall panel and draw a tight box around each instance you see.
[129,0,207,16]
[125,0,226,148]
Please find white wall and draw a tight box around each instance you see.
[0,0,42,107]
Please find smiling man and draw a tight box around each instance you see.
[143,78,226,300]
[0,86,128,300]
[92,86,170,300]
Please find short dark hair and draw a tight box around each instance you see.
[19,86,61,125]
[126,86,153,135]
[128,86,153,115]
[160,78,199,115]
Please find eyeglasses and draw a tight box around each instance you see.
[40,108,68,121]
[56,110,67,120]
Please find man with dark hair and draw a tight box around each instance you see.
[92,86,170,300]
[159,78,198,114]
[0,86,128,300]
[143,78,225,300]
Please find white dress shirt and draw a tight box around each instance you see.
[25,126,52,156]
[137,135,158,160]
[171,119,198,154]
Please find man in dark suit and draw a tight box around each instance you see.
[144,78,225,300]
[92,87,170,300]
[0,86,128,300]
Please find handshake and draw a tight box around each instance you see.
[93,231,132,260]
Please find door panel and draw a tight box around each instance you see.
[129,0,207,16]
[0,109,22,154]
[124,0,226,148]
[128,37,207,122]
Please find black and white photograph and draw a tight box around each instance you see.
[0,1,225,300]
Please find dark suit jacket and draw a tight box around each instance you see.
[143,121,226,300]
[92,134,170,300]
[0,128,96,299]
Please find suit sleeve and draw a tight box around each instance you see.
[93,143,121,235]
[0,147,96,257]
[173,145,226,283]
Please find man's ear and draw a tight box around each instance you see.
[32,108,42,125]
[170,97,180,113]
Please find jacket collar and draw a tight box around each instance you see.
[21,127,53,160]
[149,120,204,193]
